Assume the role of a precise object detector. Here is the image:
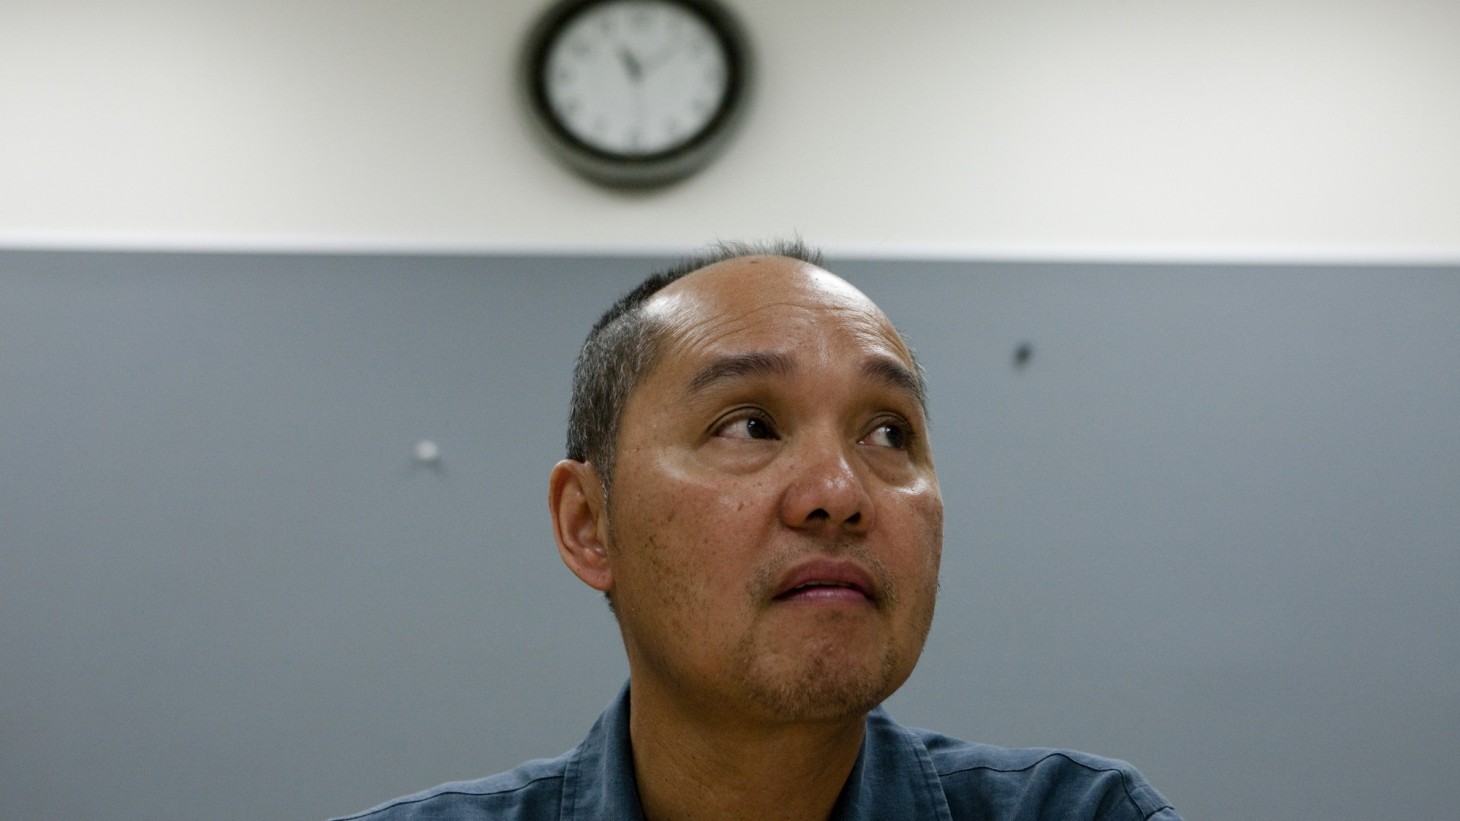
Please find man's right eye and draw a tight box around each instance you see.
[716,414,777,440]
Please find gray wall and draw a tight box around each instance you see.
[2,250,1456,819]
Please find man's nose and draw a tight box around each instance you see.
[779,435,874,534]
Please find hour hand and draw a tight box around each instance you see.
[617,47,644,82]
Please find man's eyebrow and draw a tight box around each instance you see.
[685,351,797,396]
[684,350,926,413]
[861,356,928,414]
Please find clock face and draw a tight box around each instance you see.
[543,0,731,158]
[522,0,752,186]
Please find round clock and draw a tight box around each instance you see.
[521,0,754,188]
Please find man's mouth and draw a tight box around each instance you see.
[776,580,870,603]
[771,561,878,604]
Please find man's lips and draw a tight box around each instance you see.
[772,559,878,604]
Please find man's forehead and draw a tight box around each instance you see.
[643,256,905,351]
[637,255,924,405]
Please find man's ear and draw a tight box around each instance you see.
[548,460,613,592]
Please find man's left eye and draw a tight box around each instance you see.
[863,423,909,449]
[715,413,778,440]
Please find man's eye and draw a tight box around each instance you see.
[717,415,777,440]
[863,422,910,449]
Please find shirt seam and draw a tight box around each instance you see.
[333,773,567,820]
[935,751,1175,820]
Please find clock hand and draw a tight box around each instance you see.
[640,40,683,74]
[617,47,644,83]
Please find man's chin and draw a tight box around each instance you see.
[734,646,906,724]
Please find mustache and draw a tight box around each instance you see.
[748,541,901,608]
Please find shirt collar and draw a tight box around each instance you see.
[831,707,953,821]
[559,683,646,820]
[559,684,951,821]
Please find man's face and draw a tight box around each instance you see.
[602,256,943,725]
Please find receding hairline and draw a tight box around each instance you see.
[638,254,898,344]
[649,252,861,306]
[632,254,930,417]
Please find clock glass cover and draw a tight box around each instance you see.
[544,1,729,157]
[524,0,751,185]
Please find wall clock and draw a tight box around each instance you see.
[521,0,754,188]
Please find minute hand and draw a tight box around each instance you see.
[639,40,684,74]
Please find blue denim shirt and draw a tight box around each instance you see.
[335,685,1181,820]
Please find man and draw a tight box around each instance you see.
[336,242,1181,820]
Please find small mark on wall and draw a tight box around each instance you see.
[1013,342,1034,370]
[414,439,441,464]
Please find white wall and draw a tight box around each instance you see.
[2,0,1457,258]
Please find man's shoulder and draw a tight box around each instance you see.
[329,753,570,821]
[914,725,1148,780]
[886,719,1180,820]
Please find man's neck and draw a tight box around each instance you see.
[627,687,867,821]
